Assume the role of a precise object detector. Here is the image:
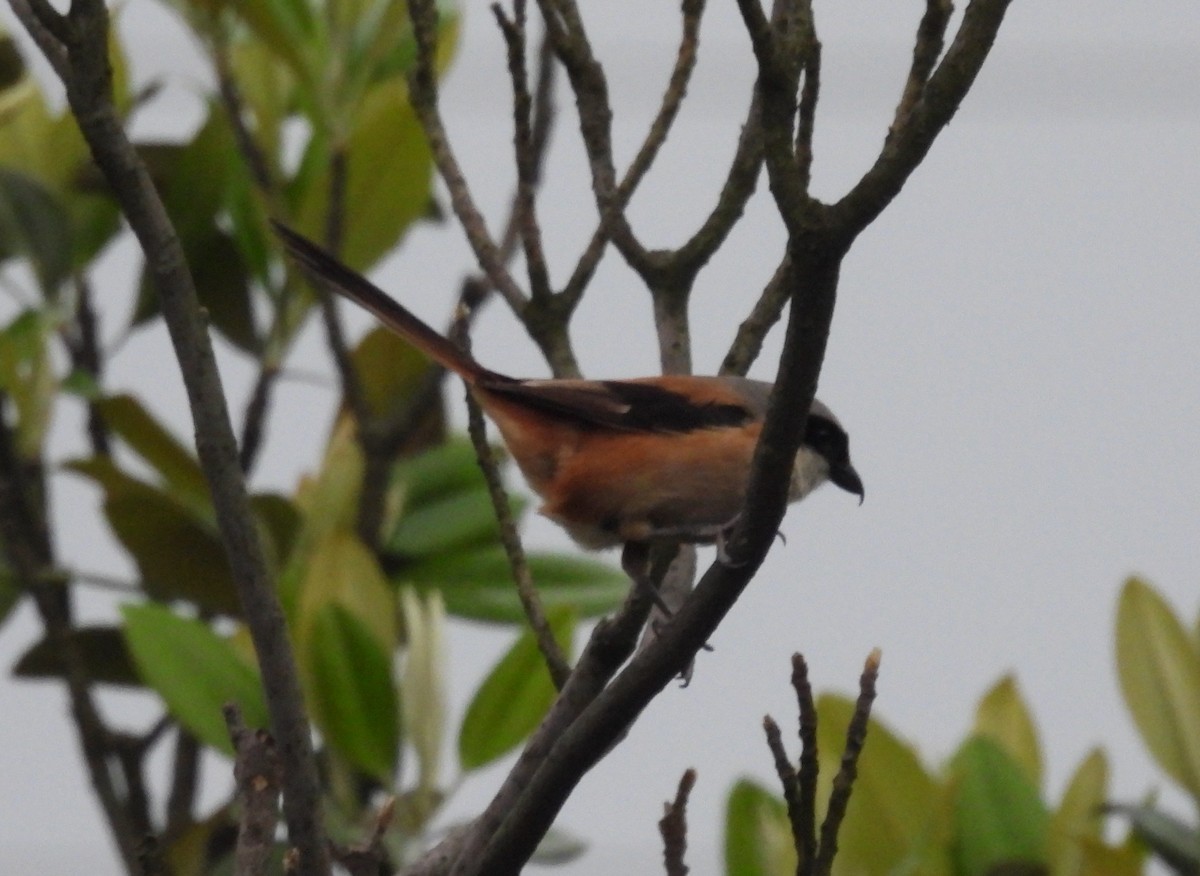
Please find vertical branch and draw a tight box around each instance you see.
[0,392,140,871]
[6,2,331,872]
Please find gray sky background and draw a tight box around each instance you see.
[1,0,1198,873]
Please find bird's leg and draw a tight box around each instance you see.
[621,541,674,617]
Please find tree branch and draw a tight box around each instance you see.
[659,769,697,876]
[832,0,1013,234]
[4,3,330,871]
[407,0,530,315]
[814,650,880,876]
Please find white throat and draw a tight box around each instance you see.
[788,447,831,503]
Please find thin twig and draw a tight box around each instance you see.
[719,255,791,376]
[493,0,554,304]
[443,579,657,875]
[63,274,111,455]
[0,392,141,870]
[407,0,530,314]
[331,796,397,876]
[813,649,880,876]
[793,653,819,876]
[659,768,697,876]
[762,715,801,836]
[165,727,202,836]
[462,374,571,688]
[890,0,953,139]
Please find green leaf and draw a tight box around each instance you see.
[401,548,627,623]
[391,436,493,509]
[296,529,395,655]
[0,310,56,458]
[387,487,525,558]
[814,694,949,876]
[724,778,797,876]
[1104,803,1200,875]
[95,394,210,509]
[0,167,72,291]
[352,325,439,420]
[1115,577,1200,800]
[458,606,574,771]
[308,603,399,781]
[121,603,268,754]
[1049,748,1108,876]
[293,79,435,268]
[950,736,1049,876]
[974,674,1043,789]
[222,0,317,86]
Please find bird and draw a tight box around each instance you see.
[272,222,863,571]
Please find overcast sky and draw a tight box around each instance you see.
[1,0,1198,873]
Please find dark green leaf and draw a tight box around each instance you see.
[69,457,237,615]
[951,736,1049,876]
[95,394,210,508]
[0,563,19,633]
[13,626,140,686]
[308,604,399,781]
[458,607,574,771]
[251,493,302,571]
[121,603,267,754]
[400,548,627,623]
[724,778,796,876]
[0,167,72,291]
[0,35,24,91]
[352,325,439,420]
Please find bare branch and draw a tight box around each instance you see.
[464,389,572,689]
[225,704,283,876]
[793,653,819,875]
[814,649,881,876]
[331,797,397,876]
[890,0,954,138]
[493,0,554,304]
[0,393,141,870]
[442,580,657,875]
[9,0,70,76]
[719,255,791,376]
[659,768,697,876]
[832,0,1013,234]
[407,0,530,314]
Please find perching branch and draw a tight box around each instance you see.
[5,2,330,873]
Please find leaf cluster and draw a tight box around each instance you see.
[726,677,1139,876]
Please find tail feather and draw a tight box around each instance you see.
[271,221,487,383]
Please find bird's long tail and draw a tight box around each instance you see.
[272,221,490,384]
